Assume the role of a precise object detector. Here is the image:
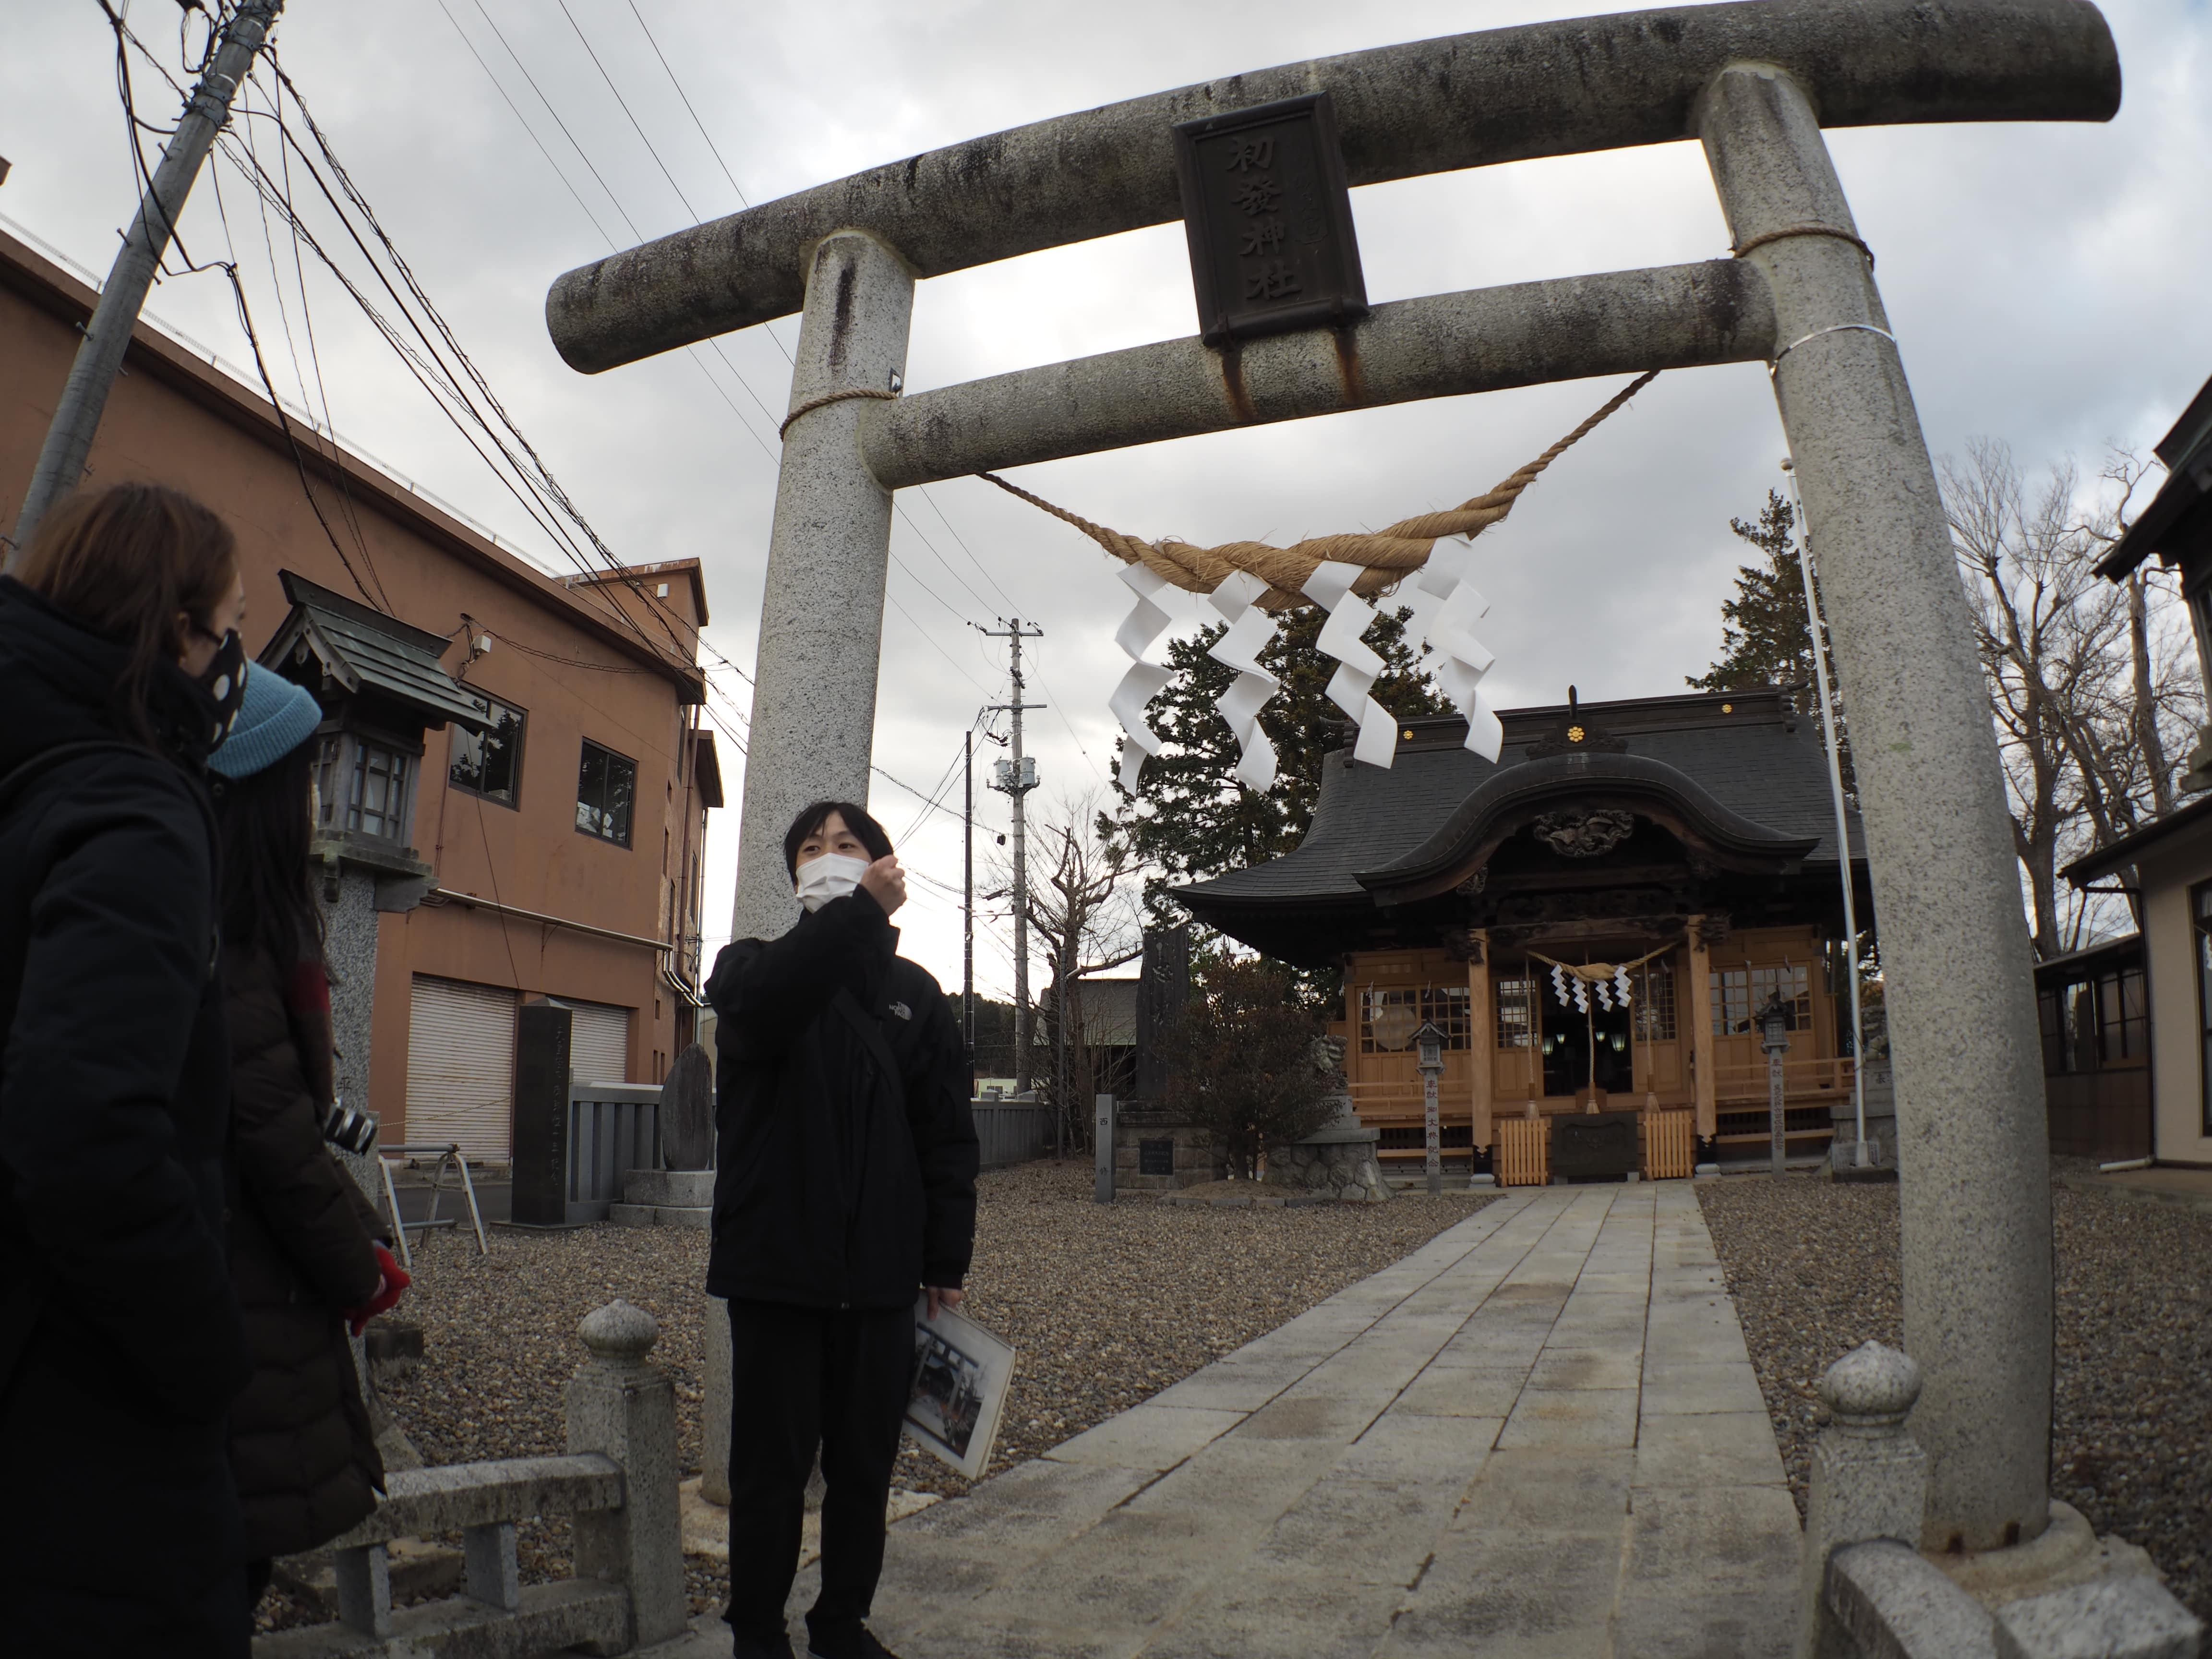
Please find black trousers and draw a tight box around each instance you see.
[724,1299,914,1648]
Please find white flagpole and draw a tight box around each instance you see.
[1781,457,1871,1169]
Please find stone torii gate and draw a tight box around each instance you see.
[545,0,2118,1563]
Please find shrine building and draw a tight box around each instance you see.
[1177,688,1872,1178]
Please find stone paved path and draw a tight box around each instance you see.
[649,1183,1800,1659]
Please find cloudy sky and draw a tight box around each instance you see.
[3,0,2207,999]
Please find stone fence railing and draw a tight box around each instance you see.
[254,1299,685,1658]
[565,1083,668,1223]
[972,1100,1052,1170]
[1801,1342,2200,1659]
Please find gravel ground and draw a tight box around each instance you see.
[299,1160,1491,1627]
[1698,1166,2212,1625]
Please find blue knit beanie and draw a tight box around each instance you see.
[208,663,325,779]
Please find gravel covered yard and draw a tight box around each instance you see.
[352,1160,1492,1623]
[1698,1169,2212,1625]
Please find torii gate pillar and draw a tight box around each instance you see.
[1700,65,2052,1552]
[701,230,913,1508]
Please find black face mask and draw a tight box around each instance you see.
[199,629,247,747]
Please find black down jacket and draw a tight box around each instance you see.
[706,889,978,1309]
[221,933,387,1561]
[0,577,253,1648]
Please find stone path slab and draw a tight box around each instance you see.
[640,1184,1798,1659]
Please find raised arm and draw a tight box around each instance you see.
[707,889,892,1062]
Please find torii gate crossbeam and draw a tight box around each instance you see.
[544,0,2120,1561]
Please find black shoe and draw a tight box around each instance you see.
[808,1625,900,1659]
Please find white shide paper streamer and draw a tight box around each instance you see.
[1407,540,1505,762]
[1301,560,1401,769]
[1204,569,1280,792]
[1109,564,1176,791]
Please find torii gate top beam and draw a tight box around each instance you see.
[544,0,2116,375]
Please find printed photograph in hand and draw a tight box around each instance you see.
[904,1298,1015,1478]
[910,1328,986,1458]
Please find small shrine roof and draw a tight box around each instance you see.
[261,569,492,731]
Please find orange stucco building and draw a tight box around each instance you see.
[0,225,719,1157]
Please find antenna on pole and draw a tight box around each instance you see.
[984,620,1046,1098]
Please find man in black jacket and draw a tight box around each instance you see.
[708,801,979,1659]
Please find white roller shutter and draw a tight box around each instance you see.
[565,1000,631,1086]
[405,976,518,1160]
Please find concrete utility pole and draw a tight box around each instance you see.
[9,0,283,561]
[986,621,1043,1094]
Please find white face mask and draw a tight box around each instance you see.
[795,853,871,912]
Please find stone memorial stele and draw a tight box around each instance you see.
[659,1041,714,1170]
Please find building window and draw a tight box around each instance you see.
[450,697,526,807]
[1712,968,1749,1035]
[2099,966,2147,1065]
[1633,958,1676,1042]
[1495,976,1536,1049]
[2038,961,2148,1074]
[1359,985,1471,1053]
[576,740,637,846]
[1711,963,1812,1035]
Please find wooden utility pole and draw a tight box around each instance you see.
[9,0,284,560]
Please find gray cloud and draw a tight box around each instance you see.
[3,0,2204,995]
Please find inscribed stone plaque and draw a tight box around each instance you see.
[1551,1110,1641,1180]
[1139,1138,1176,1177]
[1173,92,1368,346]
[660,1041,714,1170]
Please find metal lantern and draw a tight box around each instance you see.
[1757,989,1792,1176]
[1757,990,1793,1056]
[1412,1020,1446,1195]
[1414,1020,1445,1075]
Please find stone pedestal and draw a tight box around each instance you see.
[611,1168,714,1228]
[1113,1113,1225,1191]
[1271,1121,1389,1203]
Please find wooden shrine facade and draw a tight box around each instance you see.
[1178,689,1873,1170]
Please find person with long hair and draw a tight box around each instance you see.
[0,482,257,1655]
[207,665,407,1615]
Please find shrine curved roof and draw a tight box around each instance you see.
[1358,750,1818,904]
[1178,687,1863,910]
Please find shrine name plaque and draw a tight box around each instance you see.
[1551,1111,1641,1181]
[1139,1138,1176,1177]
[1172,92,1369,346]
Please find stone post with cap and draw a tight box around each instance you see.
[566,1299,687,1649]
[1799,1341,1928,1659]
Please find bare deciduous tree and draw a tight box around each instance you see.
[999,792,1142,1149]
[1947,440,2202,957]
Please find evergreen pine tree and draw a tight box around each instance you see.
[1107,603,1449,924]
[1689,490,1854,790]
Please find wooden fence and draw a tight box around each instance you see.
[1497,1117,1550,1187]
[1641,1108,1695,1180]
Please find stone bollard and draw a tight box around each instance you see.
[566,1299,687,1652]
[1801,1342,1928,1659]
